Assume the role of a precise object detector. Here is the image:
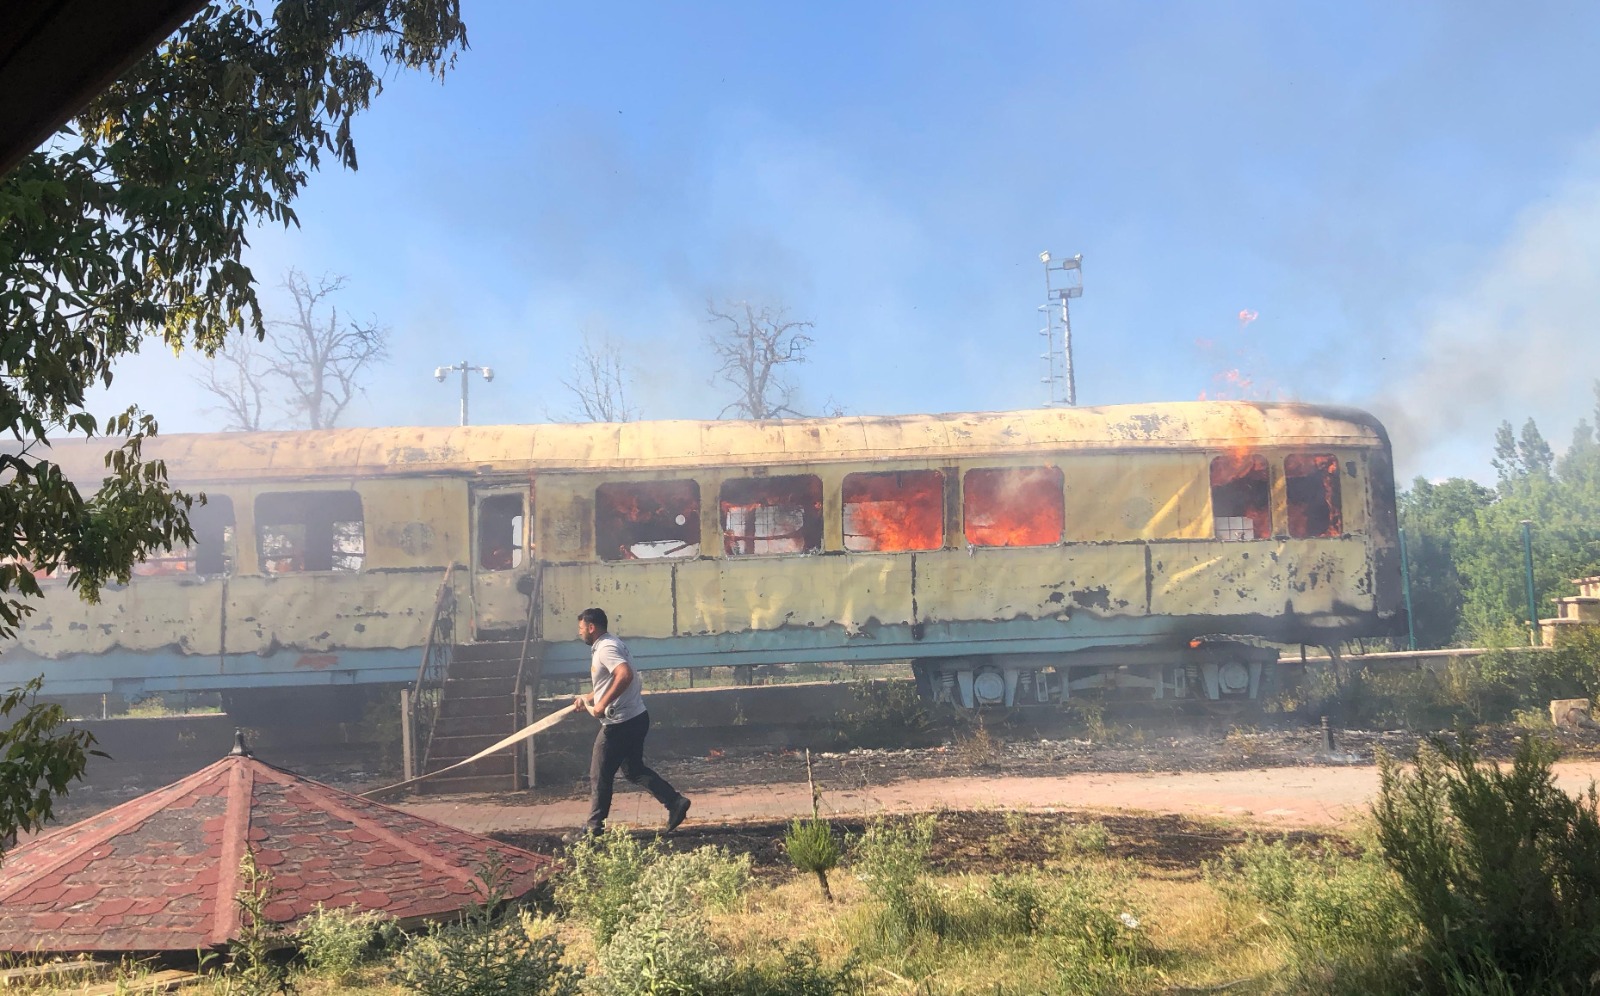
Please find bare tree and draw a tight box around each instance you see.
[195,270,388,430]
[561,330,639,422]
[196,337,268,431]
[705,300,815,420]
[266,271,388,429]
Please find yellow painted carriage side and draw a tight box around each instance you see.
[6,403,1392,663]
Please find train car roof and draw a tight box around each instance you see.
[32,401,1389,484]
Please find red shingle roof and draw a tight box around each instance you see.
[0,742,555,953]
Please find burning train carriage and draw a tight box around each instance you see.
[0,402,1402,713]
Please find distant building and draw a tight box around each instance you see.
[1540,576,1600,645]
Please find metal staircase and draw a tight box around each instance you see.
[416,640,527,794]
[407,564,546,796]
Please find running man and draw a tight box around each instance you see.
[566,607,691,840]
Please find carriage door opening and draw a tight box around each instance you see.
[470,488,532,638]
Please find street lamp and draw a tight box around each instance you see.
[434,360,494,426]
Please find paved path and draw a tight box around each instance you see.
[397,760,1600,835]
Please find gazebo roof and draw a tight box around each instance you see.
[0,735,555,953]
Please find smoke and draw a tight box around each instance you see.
[1370,159,1600,480]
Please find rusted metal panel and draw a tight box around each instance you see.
[357,478,460,570]
[916,546,1146,624]
[1148,539,1372,618]
[1064,453,1212,541]
[13,578,226,658]
[221,572,437,654]
[671,555,910,636]
[540,563,676,639]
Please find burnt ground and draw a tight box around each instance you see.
[492,808,1351,880]
[514,713,1600,803]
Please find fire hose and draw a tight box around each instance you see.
[361,702,579,799]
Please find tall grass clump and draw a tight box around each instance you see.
[1374,734,1600,993]
[850,816,948,945]
[1207,834,1414,989]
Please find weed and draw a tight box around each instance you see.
[1065,698,1109,741]
[1000,808,1029,837]
[1374,734,1600,992]
[952,721,1001,769]
[839,680,933,748]
[785,817,842,902]
[558,829,752,954]
[220,850,293,996]
[581,843,751,996]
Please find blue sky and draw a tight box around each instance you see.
[101,1,1600,480]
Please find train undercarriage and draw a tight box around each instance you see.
[911,640,1281,711]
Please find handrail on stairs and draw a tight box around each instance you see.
[408,563,458,778]
[511,561,545,788]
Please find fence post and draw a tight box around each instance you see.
[524,685,537,790]
[400,687,414,781]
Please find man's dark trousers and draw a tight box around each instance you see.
[586,711,680,831]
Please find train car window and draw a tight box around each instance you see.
[478,494,524,570]
[596,480,701,561]
[1210,455,1271,541]
[132,495,236,576]
[256,491,365,574]
[842,470,944,552]
[1285,454,1344,538]
[721,475,823,556]
[963,466,1064,547]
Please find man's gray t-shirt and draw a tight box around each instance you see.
[590,633,647,725]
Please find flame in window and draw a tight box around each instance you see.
[842,471,944,552]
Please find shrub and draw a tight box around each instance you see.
[1374,734,1600,992]
[784,817,841,901]
[392,854,580,996]
[558,833,751,946]
[295,904,391,983]
[587,906,727,996]
[390,909,580,996]
[556,831,654,945]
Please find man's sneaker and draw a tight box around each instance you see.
[561,826,600,845]
[665,795,691,832]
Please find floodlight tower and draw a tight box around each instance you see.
[1037,251,1083,406]
[433,360,494,426]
